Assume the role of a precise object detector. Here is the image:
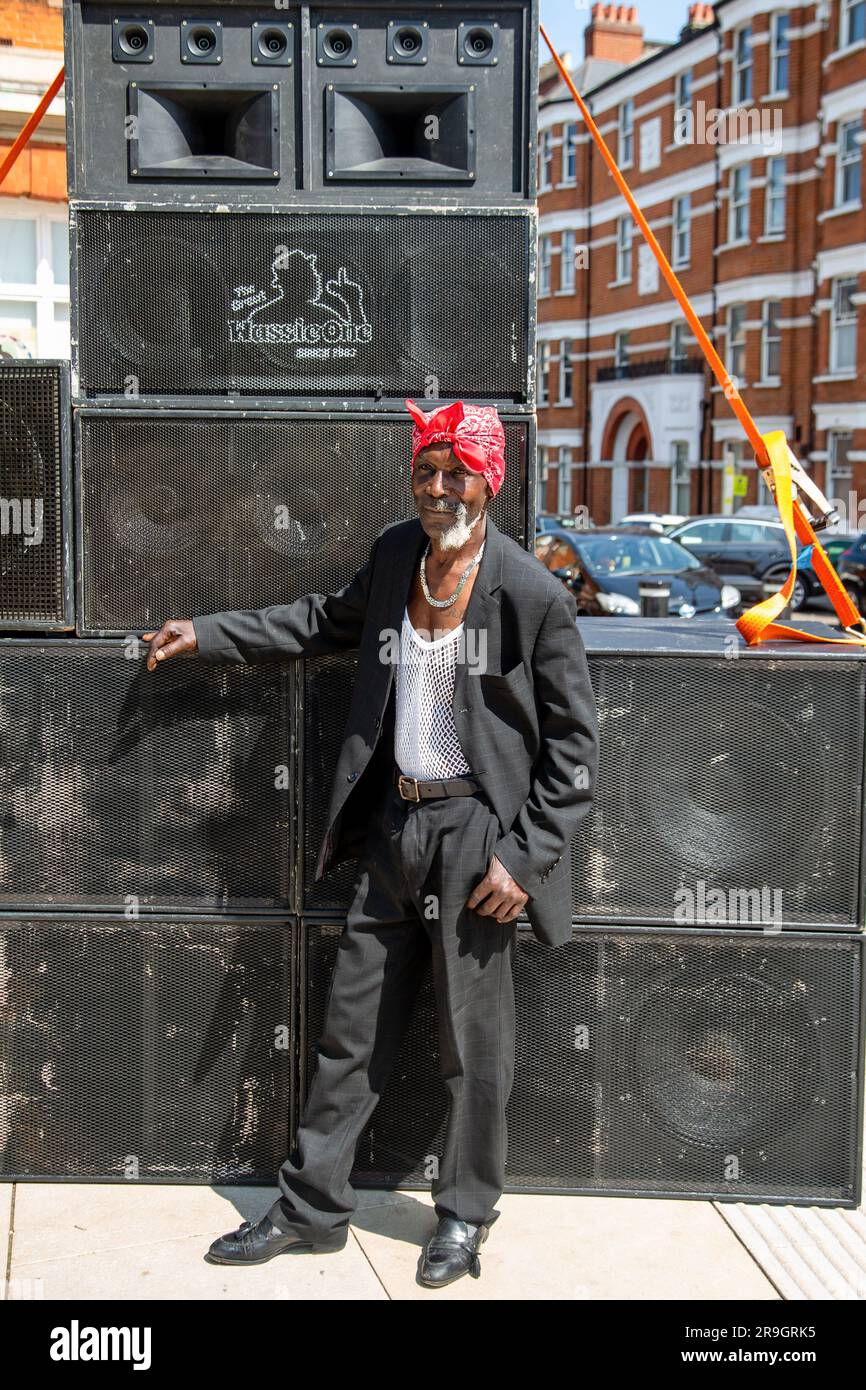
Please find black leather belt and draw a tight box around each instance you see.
[394,768,481,802]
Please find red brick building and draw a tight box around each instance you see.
[536,0,865,526]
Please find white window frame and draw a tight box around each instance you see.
[614,330,630,372]
[761,299,782,381]
[537,341,551,403]
[830,276,857,373]
[616,215,632,283]
[559,338,573,403]
[672,194,691,268]
[670,321,688,368]
[671,441,690,515]
[539,130,553,190]
[828,431,854,502]
[727,303,747,380]
[676,68,692,113]
[562,122,578,185]
[841,0,866,49]
[537,447,549,518]
[619,99,634,169]
[539,235,552,296]
[733,25,753,106]
[560,229,576,293]
[836,117,862,207]
[769,12,790,94]
[765,155,786,234]
[729,164,750,243]
[557,448,573,515]
[0,205,71,359]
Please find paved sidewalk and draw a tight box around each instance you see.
[3,1181,779,1301]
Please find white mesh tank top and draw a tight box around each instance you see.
[394,606,473,780]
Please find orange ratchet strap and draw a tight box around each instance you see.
[538,25,866,648]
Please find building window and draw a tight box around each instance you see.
[676,68,692,113]
[559,339,573,403]
[672,194,691,268]
[558,448,573,515]
[765,156,786,234]
[616,215,632,282]
[830,276,857,372]
[770,13,790,93]
[562,122,578,184]
[761,300,782,380]
[539,130,553,190]
[614,330,630,374]
[837,118,862,206]
[670,320,688,369]
[537,447,549,518]
[828,431,853,502]
[560,230,576,293]
[671,442,690,514]
[537,341,551,403]
[727,303,747,380]
[0,212,70,358]
[841,0,866,48]
[619,99,634,168]
[733,25,752,105]
[539,235,552,296]
[729,165,750,242]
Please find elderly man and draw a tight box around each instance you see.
[143,398,599,1288]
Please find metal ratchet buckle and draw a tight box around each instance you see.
[397,774,423,803]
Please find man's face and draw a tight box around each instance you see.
[412,443,490,550]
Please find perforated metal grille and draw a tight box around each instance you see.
[0,363,68,626]
[0,915,293,1181]
[300,646,865,927]
[74,208,531,400]
[0,641,291,911]
[78,411,527,634]
[577,655,866,929]
[303,924,863,1202]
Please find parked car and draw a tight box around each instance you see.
[837,533,866,611]
[534,526,741,618]
[536,512,596,533]
[669,514,812,610]
[615,512,688,535]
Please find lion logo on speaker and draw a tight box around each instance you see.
[227,247,372,358]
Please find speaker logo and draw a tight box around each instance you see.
[227,247,372,358]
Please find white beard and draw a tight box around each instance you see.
[425,498,486,552]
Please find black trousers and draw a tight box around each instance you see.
[266,764,518,1238]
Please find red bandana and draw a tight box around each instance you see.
[404,398,506,497]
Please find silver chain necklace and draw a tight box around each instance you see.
[420,539,485,608]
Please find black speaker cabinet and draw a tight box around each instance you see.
[0,913,294,1182]
[302,921,865,1206]
[64,1,538,202]
[74,406,532,635]
[300,618,866,931]
[0,639,291,914]
[69,204,535,404]
[0,361,74,631]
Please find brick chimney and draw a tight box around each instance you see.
[584,4,644,65]
[681,3,715,37]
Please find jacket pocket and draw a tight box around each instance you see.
[478,661,532,698]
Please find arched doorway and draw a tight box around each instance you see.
[601,399,653,522]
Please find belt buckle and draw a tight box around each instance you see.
[398,774,422,803]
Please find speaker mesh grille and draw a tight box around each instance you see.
[0,916,293,1181]
[74,208,531,400]
[0,363,68,626]
[78,412,527,634]
[578,655,865,929]
[304,924,862,1203]
[0,642,291,911]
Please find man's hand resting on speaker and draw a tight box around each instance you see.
[142,620,198,671]
[467,855,529,925]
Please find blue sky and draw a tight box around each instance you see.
[540,0,687,63]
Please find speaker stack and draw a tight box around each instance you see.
[3,4,862,1212]
[0,2,537,1185]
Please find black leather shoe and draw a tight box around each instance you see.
[418,1217,490,1287]
[205,1214,347,1266]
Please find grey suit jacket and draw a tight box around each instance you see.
[191,513,600,947]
